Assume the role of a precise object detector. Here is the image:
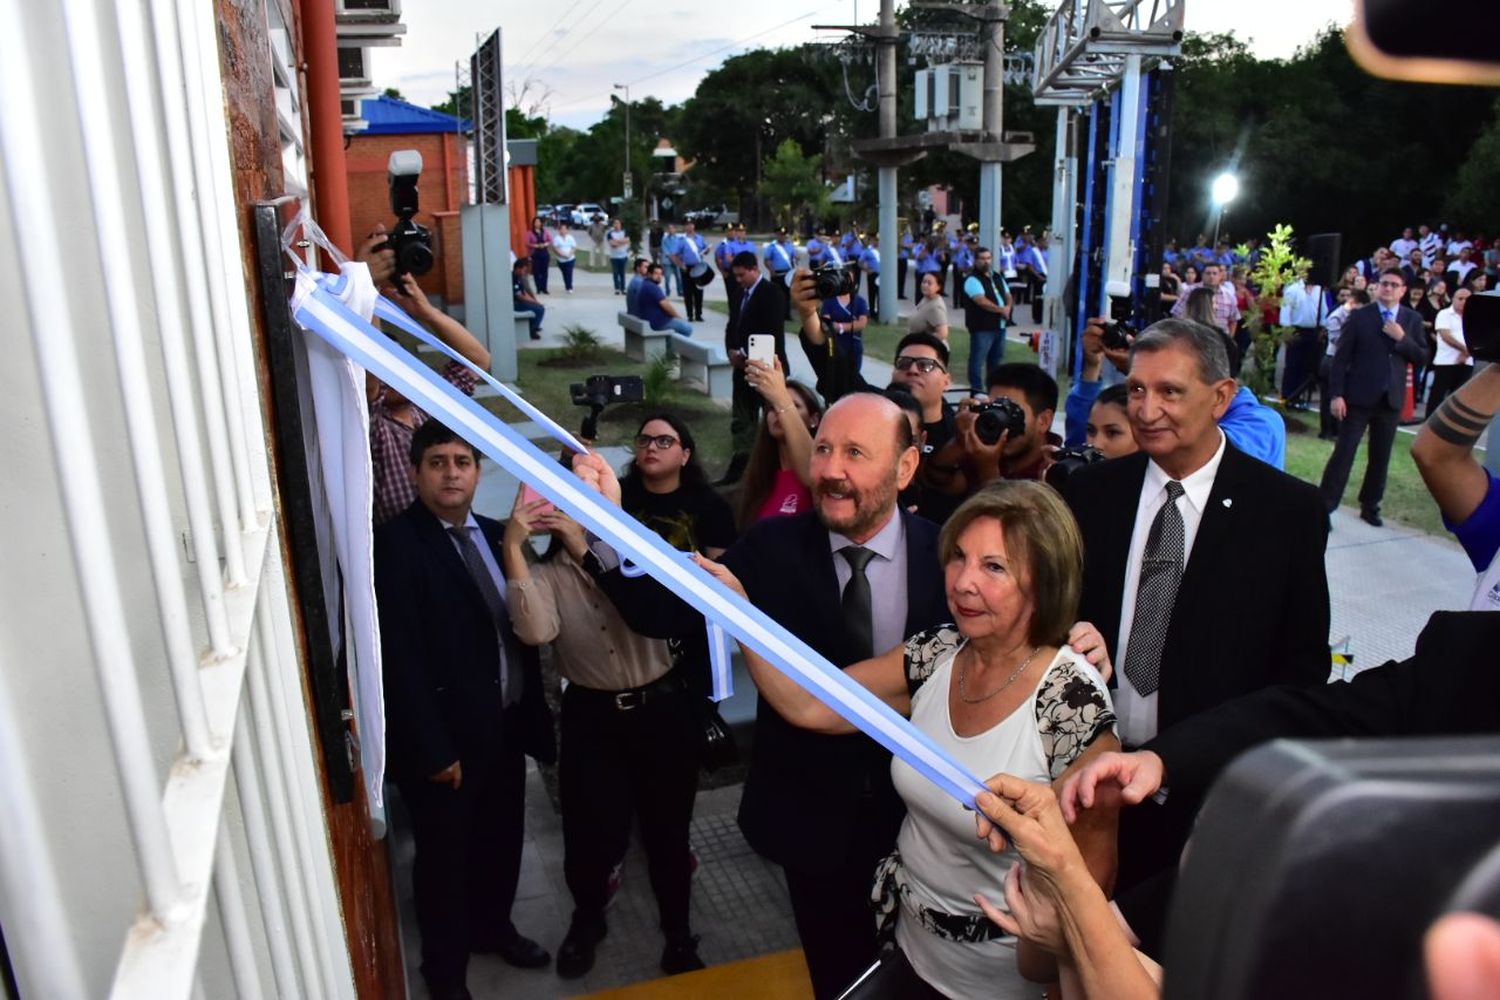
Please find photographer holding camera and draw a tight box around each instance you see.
[935,364,1060,496]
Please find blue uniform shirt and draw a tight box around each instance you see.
[807,237,830,267]
[859,246,880,275]
[765,239,795,274]
[680,234,703,267]
[900,234,914,261]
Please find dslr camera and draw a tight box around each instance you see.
[971,396,1026,447]
[808,261,860,299]
[1044,444,1105,489]
[1101,279,1137,351]
[379,150,435,279]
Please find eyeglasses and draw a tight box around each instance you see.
[894,355,947,374]
[1377,280,1405,288]
[634,433,680,451]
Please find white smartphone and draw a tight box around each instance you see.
[747,334,776,367]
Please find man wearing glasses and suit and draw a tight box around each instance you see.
[1319,267,1430,527]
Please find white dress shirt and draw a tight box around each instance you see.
[1112,432,1228,747]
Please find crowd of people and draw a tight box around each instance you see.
[371,213,1500,999]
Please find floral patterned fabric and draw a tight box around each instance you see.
[901,624,1116,779]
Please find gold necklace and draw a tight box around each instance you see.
[957,645,1042,704]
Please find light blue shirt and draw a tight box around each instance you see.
[661,232,683,259]
[680,234,703,267]
[765,240,795,273]
[1278,280,1326,328]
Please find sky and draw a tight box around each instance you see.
[373,0,1355,130]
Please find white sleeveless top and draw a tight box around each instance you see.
[890,628,1115,998]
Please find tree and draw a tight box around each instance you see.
[1446,97,1500,226]
[382,86,405,101]
[761,139,829,225]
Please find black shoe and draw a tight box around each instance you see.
[530,331,542,341]
[556,919,607,979]
[476,933,550,969]
[660,933,705,976]
[1360,508,1384,528]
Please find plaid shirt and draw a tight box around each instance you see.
[370,361,478,524]
[1171,281,1241,329]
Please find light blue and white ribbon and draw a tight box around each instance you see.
[290,270,988,808]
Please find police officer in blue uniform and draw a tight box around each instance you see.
[859,234,881,321]
[764,227,798,320]
[898,226,915,300]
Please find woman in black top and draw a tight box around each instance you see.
[620,413,737,558]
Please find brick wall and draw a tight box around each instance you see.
[347,131,468,303]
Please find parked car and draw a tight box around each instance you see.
[552,203,575,226]
[571,203,606,226]
[685,204,740,228]
[536,204,554,223]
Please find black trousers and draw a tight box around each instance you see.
[896,258,908,299]
[866,273,880,321]
[1282,326,1321,402]
[836,944,946,999]
[560,680,700,934]
[730,367,764,458]
[395,744,526,993]
[1428,364,1474,415]
[1030,273,1045,324]
[772,272,792,320]
[683,274,704,320]
[1319,399,1400,514]
[1318,356,1338,438]
[784,864,883,1000]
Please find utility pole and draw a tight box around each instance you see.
[877,0,898,326]
[613,83,633,204]
[976,2,1005,256]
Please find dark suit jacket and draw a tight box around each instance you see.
[374,501,555,781]
[1116,611,1500,954]
[721,510,949,873]
[1063,443,1331,736]
[1146,611,1500,805]
[1328,302,1428,409]
[727,275,787,364]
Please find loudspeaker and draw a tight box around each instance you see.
[1307,232,1342,289]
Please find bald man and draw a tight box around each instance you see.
[722,394,949,998]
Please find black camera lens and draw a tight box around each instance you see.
[972,397,1026,447]
[1044,445,1105,489]
[398,240,434,277]
[812,263,859,299]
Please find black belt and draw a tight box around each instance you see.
[566,669,685,711]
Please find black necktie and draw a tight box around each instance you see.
[840,546,876,661]
[1122,481,1186,697]
[449,526,522,707]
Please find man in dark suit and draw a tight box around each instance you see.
[1057,610,1500,954]
[1320,267,1430,526]
[1063,317,1330,886]
[375,421,556,1000]
[723,250,789,483]
[721,393,948,999]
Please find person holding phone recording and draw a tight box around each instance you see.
[724,250,788,484]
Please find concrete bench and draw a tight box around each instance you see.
[618,311,673,362]
[668,333,733,402]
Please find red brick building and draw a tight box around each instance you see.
[347,95,470,304]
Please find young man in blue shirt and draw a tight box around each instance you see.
[638,263,694,336]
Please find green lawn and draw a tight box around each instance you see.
[496,346,736,477]
[1282,411,1443,535]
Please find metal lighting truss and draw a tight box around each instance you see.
[1032,0,1184,106]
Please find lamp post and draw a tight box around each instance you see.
[1210,171,1239,247]
[613,83,631,202]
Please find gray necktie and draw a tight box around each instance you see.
[840,546,876,661]
[449,526,523,707]
[1122,481,1186,697]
